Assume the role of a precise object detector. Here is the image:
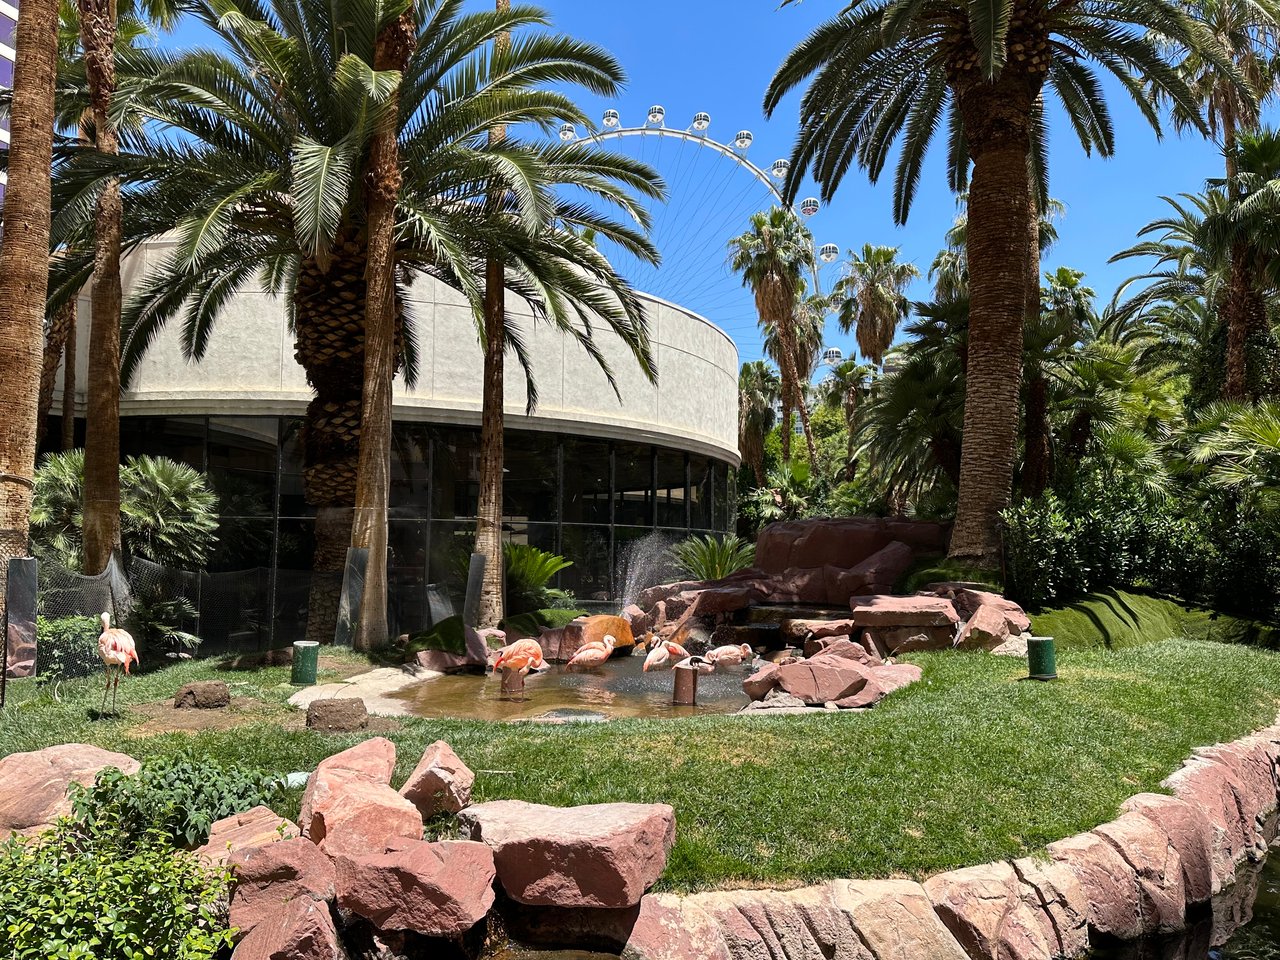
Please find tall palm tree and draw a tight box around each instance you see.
[57,0,662,642]
[0,0,59,627]
[75,0,177,577]
[819,358,875,478]
[729,206,819,467]
[738,360,780,486]
[764,0,1231,563]
[833,244,920,366]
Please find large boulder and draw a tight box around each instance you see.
[1164,755,1266,886]
[231,897,346,960]
[299,738,396,835]
[1121,793,1216,903]
[174,680,231,709]
[831,879,969,960]
[1092,813,1187,934]
[775,658,873,705]
[310,779,423,859]
[781,618,856,643]
[849,595,960,627]
[755,517,947,575]
[930,585,1031,634]
[197,806,300,867]
[230,837,336,940]
[1047,831,1144,940]
[954,603,1012,650]
[862,625,956,658]
[459,799,675,908]
[398,740,473,818]
[842,541,914,595]
[742,662,782,700]
[831,662,922,709]
[804,636,881,665]
[334,837,495,937]
[0,744,140,839]
[556,615,636,662]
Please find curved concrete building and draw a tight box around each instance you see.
[53,238,740,647]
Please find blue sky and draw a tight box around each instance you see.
[164,0,1278,366]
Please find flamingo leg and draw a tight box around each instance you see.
[101,666,111,717]
[112,672,120,714]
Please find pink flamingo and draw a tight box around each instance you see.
[567,635,615,670]
[643,640,690,672]
[673,655,715,675]
[705,643,753,667]
[494,638,545,676]
[97,612,138,716]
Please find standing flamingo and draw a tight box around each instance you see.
[705,643,753,666]
[567,635,615,670]
[97,612,138,716]
[643,639,690,672]
[493,638,545,676]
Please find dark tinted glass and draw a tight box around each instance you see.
[206,417,277,513]
[690,456,712,529]
[504,431,558,523]
[562,437,610,525]
[431,427,479,519]
[613,443,653,527]
[655,448,686,528]
[559,524,610,602]
[390,423,432,516]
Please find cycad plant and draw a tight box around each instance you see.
[764,0,1237,563]
[54,0,662,643]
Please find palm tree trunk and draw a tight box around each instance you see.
[1022,374,1051,497]
[475,0,510,629]
[948,136,1031,563]
[1223,241,1254,401]
[0,0,58,628]
[79,0,123,575]
[62,302,77,450]
[37,299,76,445]
[351,10,414,651]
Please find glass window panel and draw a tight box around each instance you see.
[559,525,611,604]
[207,417,277,514]
[427,520,475,612]
[277,418,310,517]
[561,438,610,525]
[613,443,653,528]
[0,56,12,89]
[120,415,204,468]
[432,427,480,520]
[614,526,677,602]
[390,423,432,516]
[655,448,686,528]
[713,462,731,530]
[690,456,712,529]
[272,517,316,646]
[503,431,558,523]
[209,516,273,572]
[200,566,271,651]
[0,14,15,50]
[388,518,428,636]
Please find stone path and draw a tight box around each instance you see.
[287,666,439,717]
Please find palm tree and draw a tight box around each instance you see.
[59,0,662,643]
[729,207,819,467]
[1192,400,1280,508]
[738,360,780,486]
[818,358,875,479]
[0,0,59,625]
[764,0,1231,563]
[833,244,920,366]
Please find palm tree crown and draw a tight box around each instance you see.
[834,244,920,366]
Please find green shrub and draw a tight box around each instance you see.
[504,542,575,613]
[35,615,101,682]
[500,608,588,636]
[669,533,756,582]
[0,827,233,960]
[128,591,203,657]
[406,614,468,656]
[70,750,284,849]
[1000,493,1079,607]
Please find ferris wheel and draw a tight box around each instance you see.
[557,106,843,358]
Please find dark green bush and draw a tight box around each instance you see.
[504,542,575,613]
[70,750,285,848]
[1000,493,1079,607]
[35,614,101,682]
[0,827,233,960]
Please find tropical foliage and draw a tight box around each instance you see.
[669,533,756,582]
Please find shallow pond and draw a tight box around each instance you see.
[389,653,752,722]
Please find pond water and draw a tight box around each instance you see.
[389,653,752,722]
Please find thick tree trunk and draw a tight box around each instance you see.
[62,301,77,450]
[475,0,510,629]
[1222,241,1263,402]
[351,11,414,651]
[79,0,123,575]
[476,259,506,628]
[37,298,75,445]
[948,138,1032,563]
[1022,374,1051,497]
[0,0,58,627]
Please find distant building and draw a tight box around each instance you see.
[0,0,14,203]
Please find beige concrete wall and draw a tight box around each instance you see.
[63,238,740,464]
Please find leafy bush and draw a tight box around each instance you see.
[669,533,756,582]
[129,592,202,657]
[1000,493,1079,607]
[504,542,574,613]
[70,750,284,848]
[0,827,233,960]
[30,450,220,569]
[35,615,101,682]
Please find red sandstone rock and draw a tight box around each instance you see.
[414,649,473,674]
[775,658,872,704]
[805,636,881,665]
[850,595,960,626]
[636,581,703,612]
[299,737,396,837]
[1093,813,1187,934]
[458,799,674,908]
[832,878,969,959]
[949,587,1032,634]
[742,662,782,700]
[1196,736,1280,839]
[624,893,734,960]
[312,779,422,858]
[197,806,300,867]
[1047,831,1144,940]
[1122,793,1216,903]
[0,744,141,839]
[832,662,922,708]
[623,603,650,635]
[864,625,956,656]
[230,896,345,960]
[843,541,914,596]
[334,837,495,937]
[230,837,335,940]
[399,740,474,818]
[776,566,830,605]
[1164,756,1261,887]
[782,618,857,642]
[954,603,1012,650]
[562,615,635,661]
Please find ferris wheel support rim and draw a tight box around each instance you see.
[586,126,784,202]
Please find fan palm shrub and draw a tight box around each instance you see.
[503,542,574,613]
[53,0,662,642]
[764,0,1238,563]
[669,534,756,582]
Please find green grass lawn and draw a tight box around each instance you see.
[4,625,1280,892]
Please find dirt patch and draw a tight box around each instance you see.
[217,650,374,682]
[123,696,400,737]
